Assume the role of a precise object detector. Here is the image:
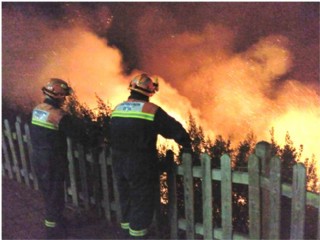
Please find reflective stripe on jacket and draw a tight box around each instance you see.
[112,100,158,121]
[110,98,191,154]
[30,100,67,152]
[110,100,158,153]
[31,103,66,130]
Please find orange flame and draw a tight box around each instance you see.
[29,28,320,182]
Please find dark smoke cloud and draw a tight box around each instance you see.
[2,2,319,111]
[127,2,319,92]
[2,2,320,166]
[2,2,113,110]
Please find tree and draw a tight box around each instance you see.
[279,132,299,184]
[186,113,206,165]
[305,155,319,192]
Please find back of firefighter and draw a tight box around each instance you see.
[30,78,89,239]
[110,73,192,239]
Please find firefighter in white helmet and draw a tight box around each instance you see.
[110,73,192,239]
[30,78,90,239]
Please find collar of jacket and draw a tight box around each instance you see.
[44,97,61,109]
[128,91,149,102]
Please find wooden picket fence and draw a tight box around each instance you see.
[2,116,320,239]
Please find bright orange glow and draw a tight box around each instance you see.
[37,28,319,184]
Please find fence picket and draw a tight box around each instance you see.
[183,152,195,239]
[67,138,79,206]
[167,150,178,239]
[2,134,13,179]
[4,119,22,183]
[221,154,232,239]
[15,119,30,187]
[2,118,320,240]
[269,156,281,239]
[24,123,39,190]
[110,148,122,223]
[201,153,213,240]
[248,154,260,239]
[78,143,89,210]
[290,163,306,239]
[90,151,103,215]
[100,146,111,222]
[254,141,271,238]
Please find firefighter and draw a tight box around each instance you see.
[110,73,192,239]
[30,78,89,239]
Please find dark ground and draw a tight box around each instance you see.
[2,176,124,240]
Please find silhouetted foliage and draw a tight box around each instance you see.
[2,91,319,237]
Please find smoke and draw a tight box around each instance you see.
[2,3,320,166]
[2,3,114,109]
[132,5,320,162]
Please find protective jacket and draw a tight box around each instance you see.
[110,91,191,238]
[110,94,191,154]
[30,97,87,239]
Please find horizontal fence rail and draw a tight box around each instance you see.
[2,117,320,239]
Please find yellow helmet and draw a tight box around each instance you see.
[42,78,73,99]
[129,73,159,97]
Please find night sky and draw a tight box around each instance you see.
[2,2,319,87]
[2,2,320,164]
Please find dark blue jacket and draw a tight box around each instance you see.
[110,93,191,155]
[30,98,88,154]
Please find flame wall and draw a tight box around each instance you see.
[2,3,319,178]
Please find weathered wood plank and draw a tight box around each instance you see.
[201,153,213,240]
[110,148,121,223]
[15,119,30,187]
[248,154,260,239]
[178,218,249,240]
[67,138,78,206]
[2,134,13,178]
[4,119,22,182]
[167,150,178,239]
[77,143,89,210]
[290,163,306,239]
[269,156,281,239]
[100,146,111,222]
[254,141,271,239]
[221,154,232,239]
[183,152,195,239]
[24,123,39,190]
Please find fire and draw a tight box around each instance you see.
[35,28,319,181]
[3,13,319,183]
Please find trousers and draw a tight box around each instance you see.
[112,150,158,237]
[32,149,67,238]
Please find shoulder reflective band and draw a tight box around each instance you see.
[111,110,155,121]
[111,101,156,121]
[120,222,129,229]
[45,220,57,228]
[31,109,58,130]
[129,227,148,237]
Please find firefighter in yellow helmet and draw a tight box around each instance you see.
[30,78,90,239]
[110,73,192,239]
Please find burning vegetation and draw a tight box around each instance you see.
[2,3,319,184]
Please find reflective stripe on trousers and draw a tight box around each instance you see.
[45,219,57,228]
[120,223,148,237]
[129,227,148,237]
[121,222,129,229]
